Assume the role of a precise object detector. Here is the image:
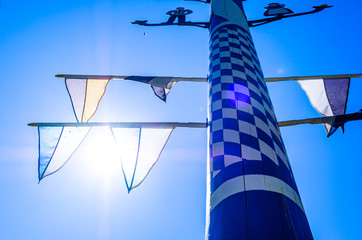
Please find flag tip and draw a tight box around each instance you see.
[28,123,37,127]
[127,186,134,193]
[55,74,64,78]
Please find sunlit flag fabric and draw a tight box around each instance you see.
[65,78,110,122]
[65,76,176,122]
[124,76,177,102]
[298,78,350,136]
[38,127,90,181]
[111,127,174,192]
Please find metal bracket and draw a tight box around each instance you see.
[248,4,333,27]
[131,6,210,28]
[131,4,332,29]
[131,20,210,28]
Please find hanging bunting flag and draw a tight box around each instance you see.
[110,126,174,192]
[150,85,168,101]
[327,110,362,137]
[298,78,350,135]
[64,76,177,122]
[38,126,91,181]
[65,78,110,122]
[124,76,177,102]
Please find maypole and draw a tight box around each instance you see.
[30,0,362,239]
[206,1,312,239]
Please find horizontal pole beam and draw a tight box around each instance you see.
[265,73,362,82]
[56,74,362,83]
[28,122,207,128]
[56,74,125,79]
[28,115,336,128]
[278,116,334,127]
[55,74,206,82]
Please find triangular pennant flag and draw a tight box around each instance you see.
[298,78,350,135]
[125,76,177,102]
[38,126,90,181]
[151,86,170,102]
[327,110,362,137]
[111,127,174,192]
[65,78,110,122]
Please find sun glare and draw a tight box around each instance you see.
[81,127,122,176]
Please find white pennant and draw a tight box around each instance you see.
[65,78,109,122]
[111,127,174,192]
[38,127,91,181]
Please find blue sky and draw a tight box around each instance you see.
[0,0,361,239]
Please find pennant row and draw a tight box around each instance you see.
[35,125,175,192]
[28,110,362,138]
[56,73,362,82]
[29,111,362,190]
[57,73,362,136]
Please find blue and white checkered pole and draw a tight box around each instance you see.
[206,1,313,239]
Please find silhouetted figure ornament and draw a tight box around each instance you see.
[264,3,294,16]
[166,7,193,24]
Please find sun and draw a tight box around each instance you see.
[80,127,122,176]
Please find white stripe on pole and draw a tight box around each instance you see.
[210,174,304,212]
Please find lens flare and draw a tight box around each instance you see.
[226,83,250,109]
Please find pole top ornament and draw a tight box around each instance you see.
[131,2,333,29]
